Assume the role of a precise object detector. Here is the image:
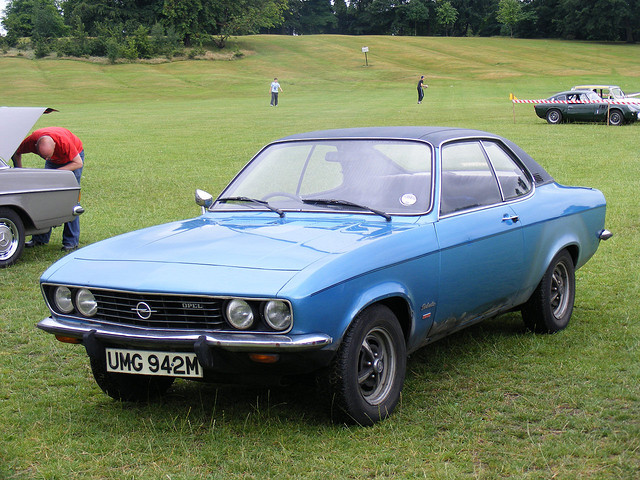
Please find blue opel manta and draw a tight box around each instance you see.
[37,127,611,425]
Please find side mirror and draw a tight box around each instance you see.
[195,189,214,214]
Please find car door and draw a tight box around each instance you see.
[430,140,528,337]
[567,93,603,121]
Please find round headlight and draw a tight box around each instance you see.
[76,289,97,317]
[264,300,292,331]
[226,299,254,330]
[54,286,74,314]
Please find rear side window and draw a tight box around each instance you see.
[482,141,532,200]
[440,142,501,215]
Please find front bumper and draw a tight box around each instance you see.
[37,316,333,352]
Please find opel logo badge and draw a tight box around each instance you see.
[132,301,155,320]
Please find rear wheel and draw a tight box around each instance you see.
[546,109,563,124]
[608,109,624,126]
[522,250,575,333]
[0,207,25,268]
[324,304,406,426]
[90,356,175,401]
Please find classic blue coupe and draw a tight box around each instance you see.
[37,127,611,425]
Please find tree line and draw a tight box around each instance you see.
[1,0,638,61]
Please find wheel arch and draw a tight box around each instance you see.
[338,283,416,348]
[540,242,579,282]
[377,296,413,344]
[608,108,624,125]
[0,203,36,231]
[523,241,579,305]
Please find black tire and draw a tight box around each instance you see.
[0,207,25,268]
[522,250,575,333]
[324,304,406,426]
[90,356,175,402]
[608,109,624,126]
[546,109,563,124]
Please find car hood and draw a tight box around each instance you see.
[0,107,51,164]
[42,214,422,296]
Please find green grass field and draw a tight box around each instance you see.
[1,35,639,479]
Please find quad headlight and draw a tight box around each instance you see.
[54,286,74,314]
[52,286,97,317]
[226,299,255,330]
[224,298,293,332]
[75,289,97,317]
[264,300,292,331]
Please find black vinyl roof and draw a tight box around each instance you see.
[280,126,554,186]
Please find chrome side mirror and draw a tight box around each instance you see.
[195,189,214,214]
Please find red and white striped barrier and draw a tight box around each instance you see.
[512,98,640,105]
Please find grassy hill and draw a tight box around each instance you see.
[1,35,639,479]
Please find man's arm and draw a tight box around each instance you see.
[11,153,22,168]
[58,153,83,171]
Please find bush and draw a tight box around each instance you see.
[121,38,138,60]
[132,25,152,59]
[87,37,108,57]
[33,38,50,58]
[105,38,121,64]
[55,37,83,57]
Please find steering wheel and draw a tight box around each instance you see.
[261,192,301,202]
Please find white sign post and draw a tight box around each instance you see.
[362,46,369,66]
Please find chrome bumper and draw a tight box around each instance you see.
[37,317,333,352]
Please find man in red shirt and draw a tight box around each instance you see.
[13,127,84,251]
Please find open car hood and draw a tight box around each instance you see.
[0,107,56,165]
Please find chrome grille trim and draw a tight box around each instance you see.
[92,291,224,329]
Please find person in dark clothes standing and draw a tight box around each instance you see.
[417,75,428,104]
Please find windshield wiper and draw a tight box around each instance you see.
[217,196,284,218]
[302,198,391,221]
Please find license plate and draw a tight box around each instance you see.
[105,348,203,378]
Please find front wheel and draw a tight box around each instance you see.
[546,109,563,124]
[522,250,575,333]
[0,207,25,268]
[608,109,624,126]
[324,304,406,426]
[90,356,175,402]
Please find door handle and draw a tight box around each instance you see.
[502,214,519,223]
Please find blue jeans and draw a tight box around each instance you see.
[32,151,83,247]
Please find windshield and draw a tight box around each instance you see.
[585,91,603,101]
[610,87,624,98]
[216,139,433,215]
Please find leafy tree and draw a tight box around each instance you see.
[3,0,66,44]
[497,0,523,37]
[32,0,67,38]
[163,0,287,48]
[298,0,336,34]
[162,0,203,46]
[622,0,640,42]
[367,0,408,35]
[346,0,375,34]
[436,0,458,35]
[333,0,351,33]
[405,0,432,36]
[61,0,163,36]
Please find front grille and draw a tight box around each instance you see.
[93,290,225,330]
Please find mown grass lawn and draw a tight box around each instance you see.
[1,35,639,479]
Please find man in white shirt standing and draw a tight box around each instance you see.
[270,77,283,106]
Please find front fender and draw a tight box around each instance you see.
[290,251,439,354]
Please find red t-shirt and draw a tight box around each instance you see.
[16,127,83,165]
